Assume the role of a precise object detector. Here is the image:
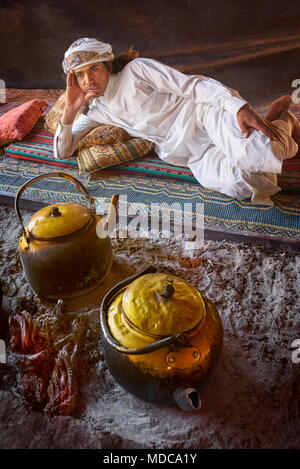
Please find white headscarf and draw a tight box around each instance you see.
[62,38,114,74]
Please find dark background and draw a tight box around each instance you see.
[1,0,300,104]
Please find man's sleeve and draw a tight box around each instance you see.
[53,113,100,160]
[129,58,248,116]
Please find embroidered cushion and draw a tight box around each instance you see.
[0,99,48,146]
[77,137,155,173]
[44,93,65,134]
[44,92,85,134]
[77,125,130,150]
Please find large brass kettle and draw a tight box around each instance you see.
[100,266,223,411]
[15,172,118,300]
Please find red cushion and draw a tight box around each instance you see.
[0,99,48,146]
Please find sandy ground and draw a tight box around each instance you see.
[0,204,299,449]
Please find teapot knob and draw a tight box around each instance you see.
[161,283,175,298]
[50,206,61,217]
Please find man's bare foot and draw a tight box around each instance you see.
[265,95,292,121]
[282,109,300,147]
[276,109,300,149]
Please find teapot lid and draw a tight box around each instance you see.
[121,273,205,336]
[27,202,91,239]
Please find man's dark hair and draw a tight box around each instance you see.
[110,46,139,74]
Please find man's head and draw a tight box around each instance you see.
[62,38,114,97]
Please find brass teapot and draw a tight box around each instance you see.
[15,172,118,300]
[100,266,223,411]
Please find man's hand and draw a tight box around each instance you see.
[65,71,91,111]
[237,104,284,143]
[61,71,94,125]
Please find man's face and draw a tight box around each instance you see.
[73,62,111,98]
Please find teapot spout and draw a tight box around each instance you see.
[106,194,119,233]
[97,194,119,237]
[172,386,201,411]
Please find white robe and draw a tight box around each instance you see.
[53,58,297,204]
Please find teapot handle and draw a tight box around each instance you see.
[15,172,96,238]
[100,266,189,356]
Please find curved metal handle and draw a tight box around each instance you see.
[100,266,188,355]
[14,172,96,238]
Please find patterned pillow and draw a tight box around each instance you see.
[77,138,155,173]
[77,125,130,150]
[0,99,48,146]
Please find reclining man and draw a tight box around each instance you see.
[54,37,300,204]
